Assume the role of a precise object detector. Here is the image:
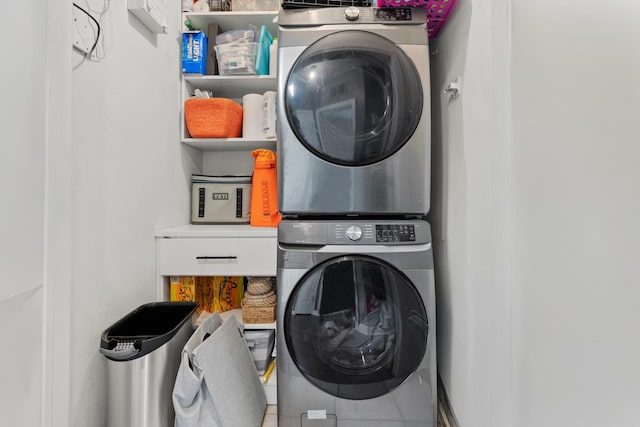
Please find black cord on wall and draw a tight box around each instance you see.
[73,3,101,58]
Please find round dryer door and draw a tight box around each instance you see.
[284,30,423,166]
[284,255,428,400]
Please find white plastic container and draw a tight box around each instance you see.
[244,329,275,374]
[269,39,278,76]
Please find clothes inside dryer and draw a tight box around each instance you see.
[313,258,396,373]
[285,255,428,400]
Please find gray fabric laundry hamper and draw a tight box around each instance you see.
[99,301,198,427]
[173,312,267,427]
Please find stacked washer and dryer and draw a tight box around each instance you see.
[276,5,436,427]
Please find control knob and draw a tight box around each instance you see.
[345,6,360,21]
[346,225,363,241]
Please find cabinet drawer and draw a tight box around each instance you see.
[157,237,276,276]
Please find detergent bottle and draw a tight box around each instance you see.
[250,149,281,227]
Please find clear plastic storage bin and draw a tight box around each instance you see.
[214,42,258,75]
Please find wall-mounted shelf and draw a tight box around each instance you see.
[185,75,277,99]
[218,308,276,330]
[128,0,168,33]
[182,138,276,151]
[183,11,279,35]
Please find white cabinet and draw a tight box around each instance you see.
[156,12,281,406]
[154,224,278,404]
[156,231,276,277]
[155,224,278,403]
[154,224,277,301]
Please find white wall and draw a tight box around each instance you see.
[430,1,513,426]
[511,1,640,426]
[433,1,640,426]
[0,1,48,425]
[70,3,195,425]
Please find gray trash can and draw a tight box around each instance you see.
[99,301,198,427]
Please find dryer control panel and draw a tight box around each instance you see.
[278,6,426,27]
[375,224,416,243]
[279,220,430,245]
[374,8,413,22]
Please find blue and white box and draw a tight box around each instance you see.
[182,31,207,74]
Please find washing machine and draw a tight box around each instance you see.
[277,219,437,427]
[277,7,431,216]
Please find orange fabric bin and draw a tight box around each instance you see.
[250,149,281,227]
[184,98,243,138]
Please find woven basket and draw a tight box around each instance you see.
[247,277,273,296]
[241,299,276,324]
[243,289,277,306]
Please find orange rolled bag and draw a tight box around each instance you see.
[250,149,281,227]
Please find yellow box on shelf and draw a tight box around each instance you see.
[170,276,197,302]
[170,276,245,315]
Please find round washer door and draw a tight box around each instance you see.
[284,30,423,166]
[284,255,428,400]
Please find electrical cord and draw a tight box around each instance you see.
[96,0,112,60]
[73,3,100,58]
[82,0,111,60]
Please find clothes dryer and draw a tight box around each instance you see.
[277,7,431,216]
[277,219,437,427]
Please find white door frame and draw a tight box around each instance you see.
[42,0,73,425]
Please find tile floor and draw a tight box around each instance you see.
[261,405,278,427]
[260,404,450,427]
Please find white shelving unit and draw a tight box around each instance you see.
[160,12,281,406]
[180,13,279,152]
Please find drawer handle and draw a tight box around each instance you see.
[196,256,238,260]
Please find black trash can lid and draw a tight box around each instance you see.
[99,302,197,361]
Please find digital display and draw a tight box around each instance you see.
[375,8,413,21]
[376,224,416,242]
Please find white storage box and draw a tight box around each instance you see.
[232,0,279,11]
[191,175,251,223]
[244,329,275,374]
